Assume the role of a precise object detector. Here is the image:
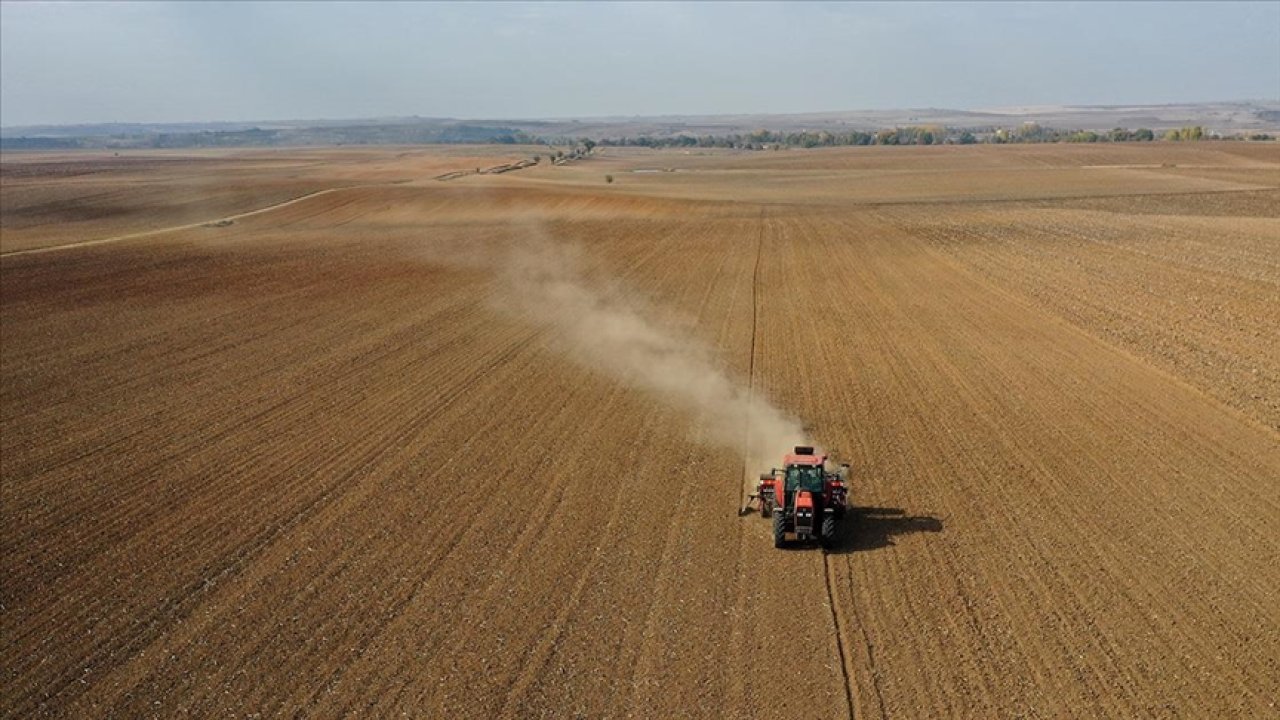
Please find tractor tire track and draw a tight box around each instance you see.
[724,208,766,720]
[743,206,860,720]
[0,188,340,258]
[822,555,863,720]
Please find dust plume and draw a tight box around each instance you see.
[494,222,807,465]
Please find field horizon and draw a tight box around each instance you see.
[4,99,1278,151]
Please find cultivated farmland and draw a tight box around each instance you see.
[2,143,1278,718]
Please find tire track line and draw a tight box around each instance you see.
[742,209,764,504]
[786,212,860,720]
[745,208,859,719]
[724,213,762,718]
[0,181,407,259]
[0,189,338,258]
[823,557,870,719]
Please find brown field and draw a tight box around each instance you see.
[2,143,1278,718]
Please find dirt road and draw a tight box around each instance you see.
[2,144,1277,717]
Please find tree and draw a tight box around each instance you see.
[1017,122,1043,142]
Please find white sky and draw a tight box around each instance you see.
[2,1,1278,126]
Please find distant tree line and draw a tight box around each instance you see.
[582,123,1274,150]
[1,124,544,150]
[596,127,954,149]
[4,122,1272,152]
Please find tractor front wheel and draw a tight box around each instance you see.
[772,511,786,549]
[820,515,837,550]
[760,499,773,519]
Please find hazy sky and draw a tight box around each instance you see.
[2,1,1277,127]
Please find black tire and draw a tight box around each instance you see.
[772,511,786,549]
[761,500,773,519]
[820,514,837,550]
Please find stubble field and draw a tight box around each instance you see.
[2,142,1278,718]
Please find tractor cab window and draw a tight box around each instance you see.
[786,466,824,492]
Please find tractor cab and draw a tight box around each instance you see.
[784,462,826,494]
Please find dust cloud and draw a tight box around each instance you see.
[493,222,807,465]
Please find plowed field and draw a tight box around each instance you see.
[3,143,1278,718]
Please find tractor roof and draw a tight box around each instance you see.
[784,453,825,467]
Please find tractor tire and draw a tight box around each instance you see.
[772,511,786,549]
[761,500,773,519]
[820,515,837,550]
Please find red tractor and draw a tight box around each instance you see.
[753,446,849,549]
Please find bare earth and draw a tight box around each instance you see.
[2,143,1278,718]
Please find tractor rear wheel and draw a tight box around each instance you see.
[772,511,786,548]
[820,515,837,550]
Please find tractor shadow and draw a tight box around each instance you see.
[824,506,944,555]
